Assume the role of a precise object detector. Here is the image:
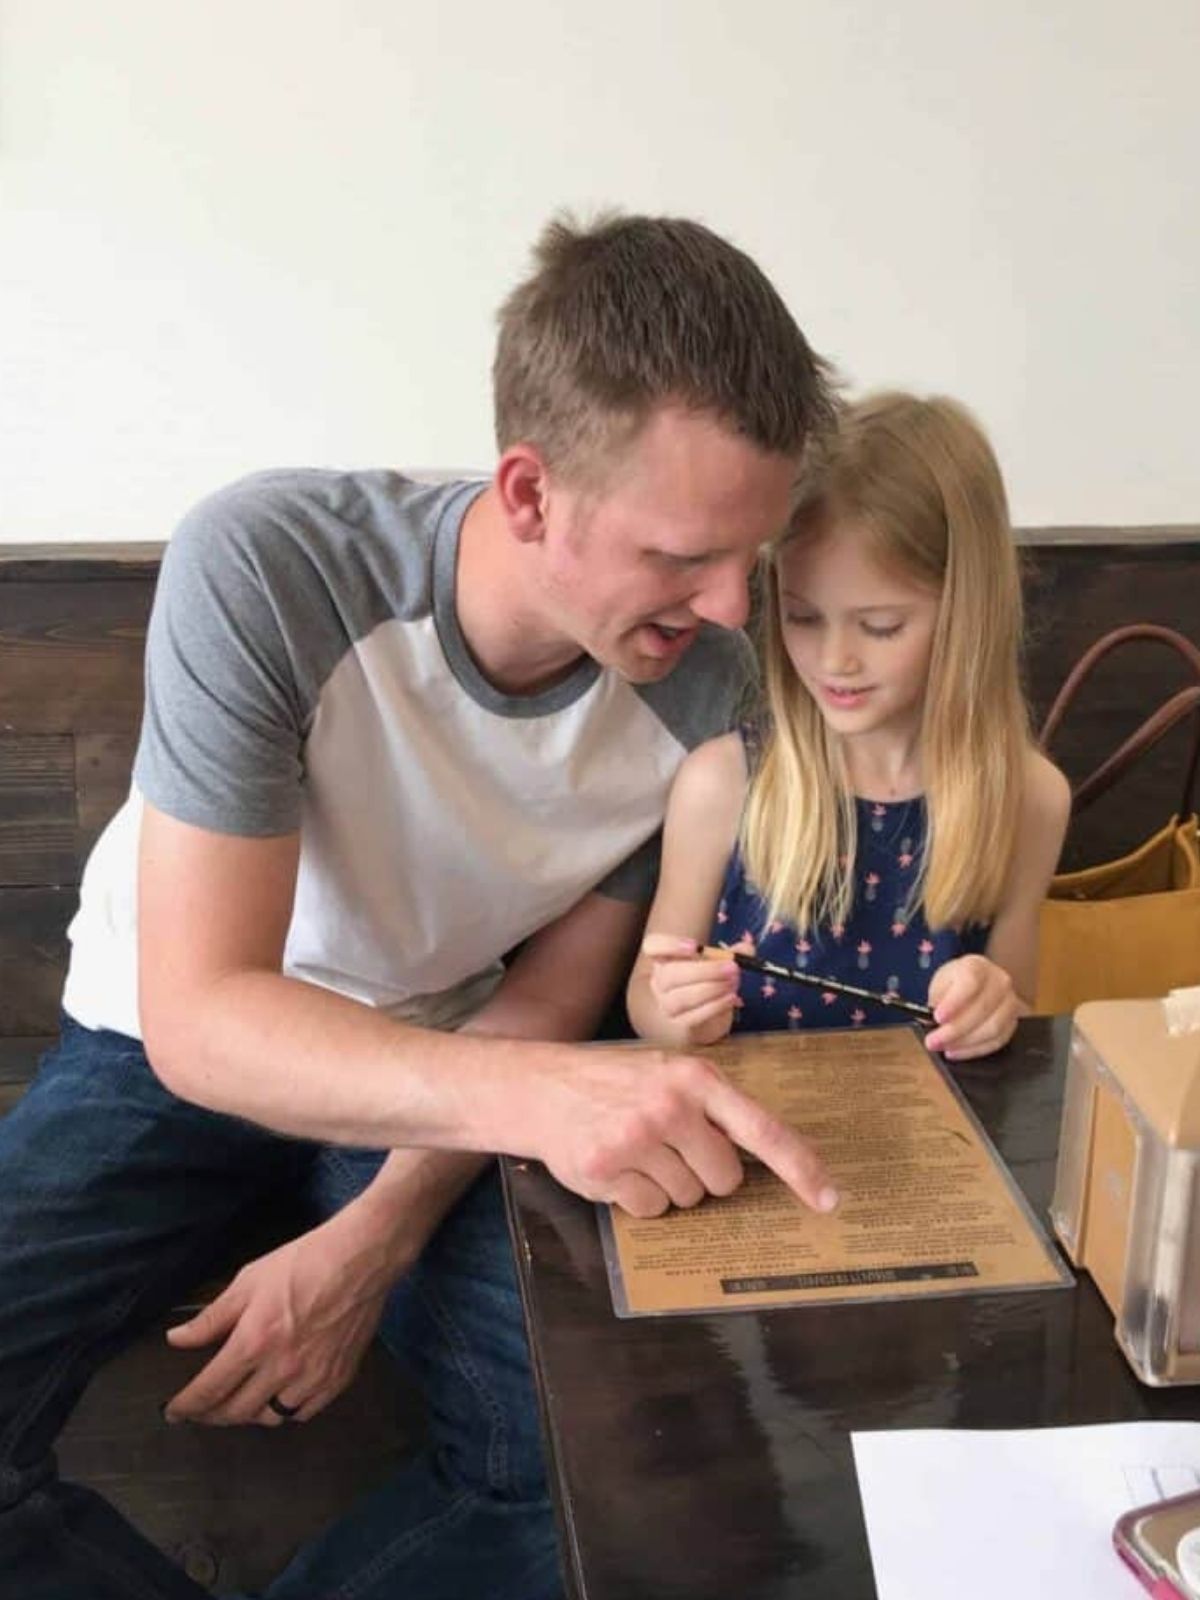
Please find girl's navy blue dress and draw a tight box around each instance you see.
[715,789,989,1034]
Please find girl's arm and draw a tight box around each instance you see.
[982,748,1071,1002]
[926,749,1071,1058]
[626,733,749,1047]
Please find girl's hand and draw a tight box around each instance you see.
[640,933,745,1046]
[925,955,1021,1060]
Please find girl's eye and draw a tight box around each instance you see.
[785,612,820,628]
[862,620,904,639]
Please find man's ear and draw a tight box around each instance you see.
[495,445,550,545]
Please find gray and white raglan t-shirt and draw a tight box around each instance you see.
[63,469,753,1041]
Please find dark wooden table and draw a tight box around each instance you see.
[502,1017,1200,1599]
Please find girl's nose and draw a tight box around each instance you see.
[823,628,861,676]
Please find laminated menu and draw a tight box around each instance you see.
[599,1026,1071,1317]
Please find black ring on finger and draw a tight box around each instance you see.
[267,1393,302,1420]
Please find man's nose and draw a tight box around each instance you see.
[692,563,751,631]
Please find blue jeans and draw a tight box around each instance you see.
[0,1016,562,1599]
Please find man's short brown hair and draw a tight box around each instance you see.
[493,212,836,483]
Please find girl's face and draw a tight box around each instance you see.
[776,519,941,745]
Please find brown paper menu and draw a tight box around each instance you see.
[599,1027,1071,1317]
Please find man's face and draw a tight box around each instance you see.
[535,407,799,683]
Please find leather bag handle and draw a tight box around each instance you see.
[1067,685,1200,816]
[1038,625,1200,819]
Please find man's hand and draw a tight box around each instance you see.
[925,954,1021,1060]
[162,1205,402,1428]
[522,1044,839,1219]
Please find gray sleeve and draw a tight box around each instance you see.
[133,492,324,836]
[598,625,758,903]
[635,624,758,752]
[712,627,758,730]
[594,831,662,903]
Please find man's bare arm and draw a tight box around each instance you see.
[139,804,596,1151]
[160,882,646,1428]
[140,802,834,1215]
[328,887,650,1263]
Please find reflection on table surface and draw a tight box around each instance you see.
[502,1017,1200,1600]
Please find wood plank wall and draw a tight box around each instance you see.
[2,534,1199,1079]
[1021,538,1200,866]
[0,548,156,1094]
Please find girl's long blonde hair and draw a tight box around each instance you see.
[741,391,1029,935]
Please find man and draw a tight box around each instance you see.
[0,213,836,1598]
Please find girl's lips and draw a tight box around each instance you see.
[821,683,874,708]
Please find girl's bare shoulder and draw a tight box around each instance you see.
[1022,745,1072,832]
[669,732,750,829]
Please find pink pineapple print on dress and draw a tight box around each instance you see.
[768,919,784,936]
[898,837,915,870]
[864,871,880,903]
[891,916,908,938]
[830,922,845,943]
[870,803,886,834]
[787,1005,803,1030]
[850,1007,866,1027]
[857,939,872,971]
[716,898,728,925]
[761,980,776,1000]
[821,991,837,1007]
[885,974,901,997]
[918,939,935,970]
[795,937,812,970]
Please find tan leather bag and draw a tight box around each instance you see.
[1035,625,1200,1015]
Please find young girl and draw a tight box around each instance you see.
[627,391,1070,1061]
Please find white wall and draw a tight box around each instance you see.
[2,0,1197,543]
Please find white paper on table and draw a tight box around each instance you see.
[852,1422,1200,1600]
